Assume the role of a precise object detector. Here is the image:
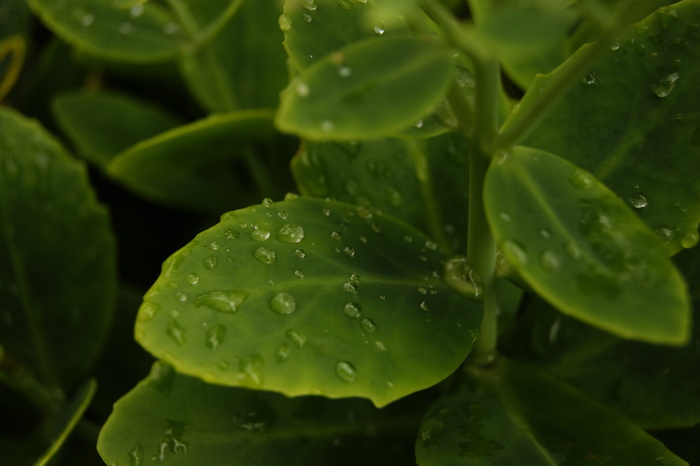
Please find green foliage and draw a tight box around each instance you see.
[1,0,699,465]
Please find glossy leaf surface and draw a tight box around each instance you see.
[484,146,690,344]
[26,0,185,62]
[98,362,424,466]
[135,197,481,407]
[291,133,469,254]
[276,36,454,140]
[51,90,181,168]
[522,1,700,253]
[0,107,116,388]
[415,358,687,465]
[107,110,277,213]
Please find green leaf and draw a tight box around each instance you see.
[107,110,278,213]
[135,197,481,407]
[291,133,470,254]
[522,1,700,253]
[276,36,454,140]
[0,107,116,388]
[281,0,411,72]
[26,0,186,63]
[51,90,182,168]
[180,0,288,112]
[415,358,688,465]
[98,361,424,465]
[484,146,690,344]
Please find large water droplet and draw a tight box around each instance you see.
[254,247,276,264]
[343,282,358,295]
[166,320,186,345]
[206,324,227,349]
[270,292,296,315]
[653,72,679,98]
[336,361,356,382]
[443,256,483,298]
[194,290,249,313]
[344,302,361,318]
[681,230,699,248]
[361,319,376,332]
[204,255,217,269]
[569,169,595,190]
[251,228,271,241]
[277,224,304,243]
[629,193,648,209]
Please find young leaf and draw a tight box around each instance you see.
[484,146,690,344]
[415,358,688,465]
[276,36,454,140]
[0,107,116,388]
[26,0,185,63]
[51,90,182,168]
[135,197,482,407]
[521,1,700,253]
[98,362,423,466]
[291,133,470,254]
[107,110,279,213]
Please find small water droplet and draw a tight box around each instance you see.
[295,248,306,259]
[206,324,227,349]
[539,228,551,239]
[499,211,511,222]
[225,229,240,240]
[301,0,318,10]
[564,241,582,260]
[337,66,352,77]
[194,290,249,313]
[81,14,95,27]
[239,355,264,385]
[583,72,596,85]
[138,302,161,322]
[251,228,271,241]
[420,302,430,311]
[629,193,648,209]
[374,341,386,351]
[336,361,356,382]
[277,224,304,243]
[254,247,276,264]
[296,81,310,97]
[302,12,313,23]
[653,72,679,98]
[350,273,360,282]
[261,198,274,207]
[166,320,186,345]
[343,246,355,257]
[163,22,180,35]
[344,302,361,318]
[569,169,595,190]
[540,250,561,271]
[373,24,385,35]
[681,230,699,248]
[343,282,358,295]
[338,0,352,10]
[209,241,220,251]
[175,291,187,302]
[331,231,342,240]
[294,269,305,278]
[130,5,144,18]
[119,22,133,34]
[361,319,376,332]
[502,240,527,266]
[425,240,438,250]
[270,292,296,315]
[610,41,620,50]
[276,343,291,361]
[286,330,307,348]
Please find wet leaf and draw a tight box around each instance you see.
[135,197,481,407]
[98,361,425,466]
[0,107,116,388]
[276,36,454,140]
[415,358,687,465]
[484,146,690,344]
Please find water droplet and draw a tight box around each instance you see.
[130,5,144,18]
[204,255,217,269]
[294,269,305,279]
[344,302,361,318]
[420,302,430,311]
[239,355,264,385]
[373,24,385,35]
[610,41,620,51]
[163,22,180,35]
[681,230,699,248]
[540,250,561,271]
[194,290,249,313]
[296,81,310,97]
[502,240,527,266]
[302,12,313,23]
[499,211,512,222]
[277,224,304,243]
[209,241,220,251]
[564,241,582,260]
[224,229,240,240]
[444,256,483,298]
[295,248,306,259]
[262,198,274,207]
[322,207,331,216]
[286,330,307,348]
[206,324,227,349]
[375,341,386,351]
[361,319,376,332]
[336,361,356,382]
[350,273,360,282]
[343,282,358,295]
[127,442,144,466]
[278,210,288,220]
[653,72,679,98]
[404,235,413,243]
[569,169,595,190]
[337,66,352,77]
[425,240,438,250]
[655,227,675,243]
[337,0,352,10]
[175,291,187,302]
[629,193,648,209]
[583,72,596,85]
[166,320,186,345]
[270,292,296,315]
[301,0,318,10]
[321,120,335,132]
[276,343,291,361]
[118,22,133,34]
[81,14,95,27]
[343,246,355,257]
[254,247,276,264]
[138,302,161,322]
[251,228,271,241]
[331,231,342,240]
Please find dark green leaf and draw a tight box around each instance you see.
[107,109,278,213]
[415,358,687,465]
[276,36,454,140]
[98,362,423,466]
[135,197,481,407]
[51,90,182,168]
[0,107,116,388]
[26,0,186,63]
[291,132,470,254]
[521,2,700,253]
[484,146,690,344]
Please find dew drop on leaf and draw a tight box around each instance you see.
[239,355,264,385]
[653,72,679,98]
[343,282,358,295]
[185,273,199,285]
[138,302,161,322]
[336,361,356,382]
[276,343,291,361]
[206,324,227,349]
[194,290,249,313]
[582,73,596,85]
[224,229,240,240]
[564,241,582,260]
[286,330,307,348]
[540,250,561,271]
[81,14,95,27]
[295,248,306,259]
[681,230,699,248]
[361,319,376,332]
[166,320,186,346]
[373,24,385,35]
[420,302,430,311]
[270,292,296,315]
[204,255,217,269]
[569,169,595,190]
[251,228,271,241]
[254,247,276,264]
[302,13,313,23]
[301,0,318,11]
[277,224,304,243]
[629,193,649,209]
[338,0,352,10]
[344,302,361,318]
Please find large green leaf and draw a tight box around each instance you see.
[484,146,690,344]
[135,197,481,407]
[0,107,116,388]
[520,1,700,253]
[415,358,687,465]
[291,133,470,254]
[51,90,182,168]
[26,0,186,63]
[107,110,280,213]
[509,295,700,430]
[98,361,425,465]
[276,36,454,140]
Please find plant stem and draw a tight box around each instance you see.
[165,0,200,38]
